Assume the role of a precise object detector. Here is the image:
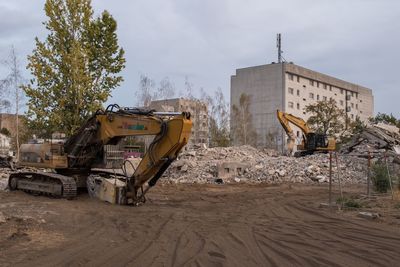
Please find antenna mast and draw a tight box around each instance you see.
[277,33,282,63]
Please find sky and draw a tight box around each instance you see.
[0,0,399,116]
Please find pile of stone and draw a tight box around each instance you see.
[163,145,369,185]
[0,168,11,190]
[341,123,400,160]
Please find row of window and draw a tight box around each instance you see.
[288,73,359,98]
[288,101,360,112]
[288,88,360,109]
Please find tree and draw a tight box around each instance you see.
[136,74,155,107]
[232,93,257,146]
[305,99,346,135]
[23,0,125,136]
[0,100,11,113]
[1,46,26,159]
[155,77,175,100]
[369,112,399,127]
[349,116,367,134]
[201,88,230,147]
[184,76,195,99]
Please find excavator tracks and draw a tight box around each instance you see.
[8,171,77,199]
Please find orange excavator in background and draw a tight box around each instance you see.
[8,104,192,205]
[277,110,336,157]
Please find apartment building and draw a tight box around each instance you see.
[149,98,209,148]
[230,62,374,150]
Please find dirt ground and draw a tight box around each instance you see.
[1,183,400,267]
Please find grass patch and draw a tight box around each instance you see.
[336,197,362,209]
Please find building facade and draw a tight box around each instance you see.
[231,62,374,150]
[149,98,209,148]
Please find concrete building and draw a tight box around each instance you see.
[0,113,25,136]
[149,98,209,148]
[231,62,374,150]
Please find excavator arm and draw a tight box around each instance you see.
[277,110,310,154]
[64,104,192,203]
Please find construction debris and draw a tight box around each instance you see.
[0,155,13,169]
[163,145,370,184]
[341,123,400,159]
[358,211,380,220]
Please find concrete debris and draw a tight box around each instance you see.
[0,155,13,169]
[0,211,6,223]
[341,123,400,159]
[358,211,380,220]
[163,145,370,185]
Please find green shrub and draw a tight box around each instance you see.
[371,163,390,193]
[336,197,362,209]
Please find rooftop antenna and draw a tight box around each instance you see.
[277,33,282,63]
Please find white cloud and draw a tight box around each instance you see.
[1,0,399,116]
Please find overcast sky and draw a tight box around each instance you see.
[0,0,399,116]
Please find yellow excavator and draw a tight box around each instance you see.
[277,110,336,157]
[8,104,192,205]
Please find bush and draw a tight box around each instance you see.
[336,197,362,209]
[0,127,11,137]
[371,163,390,193]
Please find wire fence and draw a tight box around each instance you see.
[327,151,400,207]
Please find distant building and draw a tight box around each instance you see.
[149,98,209,148]
[0,113,25,137]
[231,62,374,150]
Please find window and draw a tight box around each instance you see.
[317,95,320,100]
[340,89,343,94]
[356,104,358,110]
[309,93,314,99]
[297,89,300,96]
[297,76,300,82]
[296,131,300,137]
[351,103,354,108]
[340,100,344,106]
[288,87,294,94]
[323,96,327,101]
[316,82,319,88]
[288,74,294,81]
[288,101,294,108]
[351,114,354,119]
[356,93,358,99]
[309,80,314,86]
[323,84,327,89]
[351,92,354,97]
[297,103,300,110]
[329,86,332,91]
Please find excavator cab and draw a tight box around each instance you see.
[304,133,329,150]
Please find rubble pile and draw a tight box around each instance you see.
[0,168,10,190]
[163,145,369,185]
[341,123,400,160]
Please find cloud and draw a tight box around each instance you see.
[0,0,399,116]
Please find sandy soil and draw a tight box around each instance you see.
[1,183,400,267]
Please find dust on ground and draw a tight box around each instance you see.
[1,183,400,267]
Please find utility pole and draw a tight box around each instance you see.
[277,33,282,63]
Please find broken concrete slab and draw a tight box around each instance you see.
[358,211,380,219]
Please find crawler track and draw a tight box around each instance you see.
[8,171,77,198]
